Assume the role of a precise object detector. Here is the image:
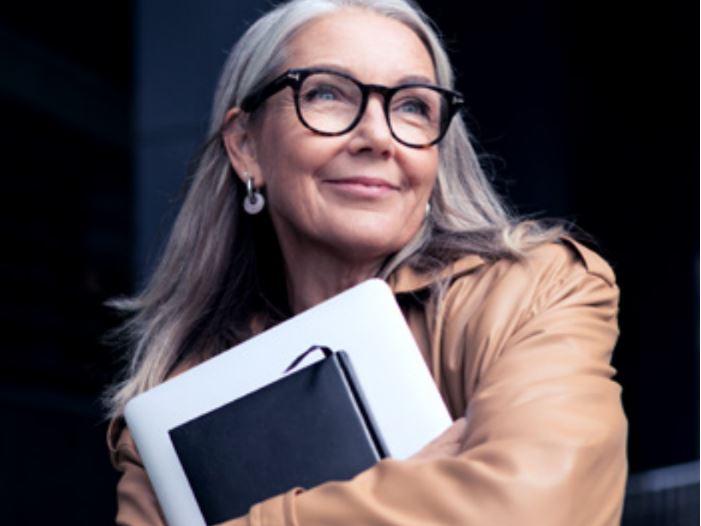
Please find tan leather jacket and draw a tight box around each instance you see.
[108,236,627,525]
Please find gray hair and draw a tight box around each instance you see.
[104,0,566,418]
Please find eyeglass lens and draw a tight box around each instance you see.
[298,72,447,146]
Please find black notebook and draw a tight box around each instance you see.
[169,346,389,525]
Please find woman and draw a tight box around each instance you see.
[106,0,627,524]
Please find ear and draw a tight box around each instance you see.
[221,107,265,188]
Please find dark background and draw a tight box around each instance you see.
[0,1,697,524]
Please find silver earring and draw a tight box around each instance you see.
[425,202,431,218]
[243,174,265,215]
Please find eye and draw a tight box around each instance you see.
[392,88,441,122]
[397,98,430,115]
[302,85,340,102]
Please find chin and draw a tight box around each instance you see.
[324,222,419,262]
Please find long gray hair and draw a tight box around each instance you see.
[105,0,567,418]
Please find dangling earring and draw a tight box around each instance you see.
[425,202,431,219]
[242,174,265,215]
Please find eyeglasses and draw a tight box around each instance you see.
[240,67,464,148]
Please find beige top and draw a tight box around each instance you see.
[108,236,627,525]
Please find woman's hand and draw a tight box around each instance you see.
[409,417,468,461]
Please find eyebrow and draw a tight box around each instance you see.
[304,62,437,86]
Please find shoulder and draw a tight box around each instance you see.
[440,236,619,318]
[523,236,617,287]
[395,236,620,351]
[431,236,621,378]
[391,236,617,298]
[473,235,615,287]
[430,237,620,414]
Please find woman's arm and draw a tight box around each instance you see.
[110,425,167,526]
[221,243,627,526]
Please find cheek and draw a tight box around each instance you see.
[405,149,439,196]
[256,106,325,184]
[255,124,331,224]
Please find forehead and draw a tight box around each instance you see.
[284,9,436,84]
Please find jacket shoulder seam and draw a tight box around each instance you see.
[559,237,616,286]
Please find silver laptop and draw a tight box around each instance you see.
[125,278,451,526]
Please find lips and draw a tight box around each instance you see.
[322,176,400,199]
[324,176,400,190]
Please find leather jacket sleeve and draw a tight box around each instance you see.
[110,240,627,526]
[109,421,167,526]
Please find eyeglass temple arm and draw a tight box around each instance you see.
[240,72,298,112]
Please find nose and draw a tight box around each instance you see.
[347,94,394,157]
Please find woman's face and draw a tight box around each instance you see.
[237,9,439,264]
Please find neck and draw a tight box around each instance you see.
[281,243,386,315]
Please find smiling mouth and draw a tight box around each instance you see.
[322,177,400,199]
[324,177,400,190]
